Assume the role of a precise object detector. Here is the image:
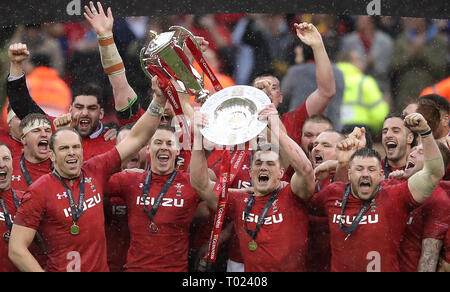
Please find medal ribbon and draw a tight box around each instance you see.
[52,170,85,224]
[383,158,392,179]
[243,187,281,240]
[205,148,249,263]
[0,189,20,231]
[142,170,178,223]
[20,154,34,186]
[338,183,382,240]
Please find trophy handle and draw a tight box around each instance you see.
[139,47,154,80]
[169,25,206,94]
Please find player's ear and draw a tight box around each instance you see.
[50,150,56,163]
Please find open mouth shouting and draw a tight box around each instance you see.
[405,160,415,170]
[358,179,372,194]
[385,140,398,156]
[78,118,92,132]
[314,153,323,166]
[157,153,171,167]
[0,170,7,181]
[258,173,270,184]
[37,139,49,154]
[65,157,79,170]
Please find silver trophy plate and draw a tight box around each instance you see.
[200,85,271,146]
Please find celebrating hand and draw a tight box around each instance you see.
[53,112,80,130]
[314,160,338,182]
[404,113,430,134]
[254,79,274,99]
[294,22,323,49]
[83,1,113,37]
[388,170,406,180]
[8,43,30,64]
[258,104,280,130]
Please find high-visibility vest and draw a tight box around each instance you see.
[419,76,450,102]
[337,62,389,133]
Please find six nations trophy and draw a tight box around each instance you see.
[139,26,272,263]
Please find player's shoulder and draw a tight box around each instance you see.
[27,172,55,191]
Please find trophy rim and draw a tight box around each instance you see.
[199,85,271,146]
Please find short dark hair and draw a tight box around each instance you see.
[321,129,346,142]
[71,83,104,108]
[384,111,404,122]
[49,127,82,151]
[421,94,450,114]
[19,113,52,135]
[350,148,382,165]
[250,143,283,167]
[156,124,176,133]
[302,114,334,131]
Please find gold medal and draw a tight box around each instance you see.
[3,231,10,242]
[70,223,80,235]
[149,222,159,233]
[248,240,258,251]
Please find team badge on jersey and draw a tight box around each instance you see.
[174,183,184,196]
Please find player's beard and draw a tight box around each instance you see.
[76,118,100,137]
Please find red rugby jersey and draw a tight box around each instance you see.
[105,170,200,272]
[227,185,309,272]
[310,181,420,272]
[103,196,129,272]
[0,189,23,272]
[14,148,121,272]
[0,129,23,160]
[11,157,52,192]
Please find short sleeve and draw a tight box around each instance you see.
[14,189,46,230]
[386,181,420,213]
[422,188,450,239]
[105,172,124,197]
[84,147,122,185]
[280,102,309,146]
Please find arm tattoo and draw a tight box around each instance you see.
[417,238,443,272]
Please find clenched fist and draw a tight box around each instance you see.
[404,113,431,135]
[8,43,30,64]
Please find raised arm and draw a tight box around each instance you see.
[7,43,46,119]
[294,23,336,115]
[115,76,166,161]
[406,113,445,204]
[260,104,315,200]
[189,114,218,210]
[83,2,138,116]
[334,127,367,182]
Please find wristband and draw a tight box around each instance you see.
[97,34,125,75]
[420,128,432,138]
[147,100,164,117]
